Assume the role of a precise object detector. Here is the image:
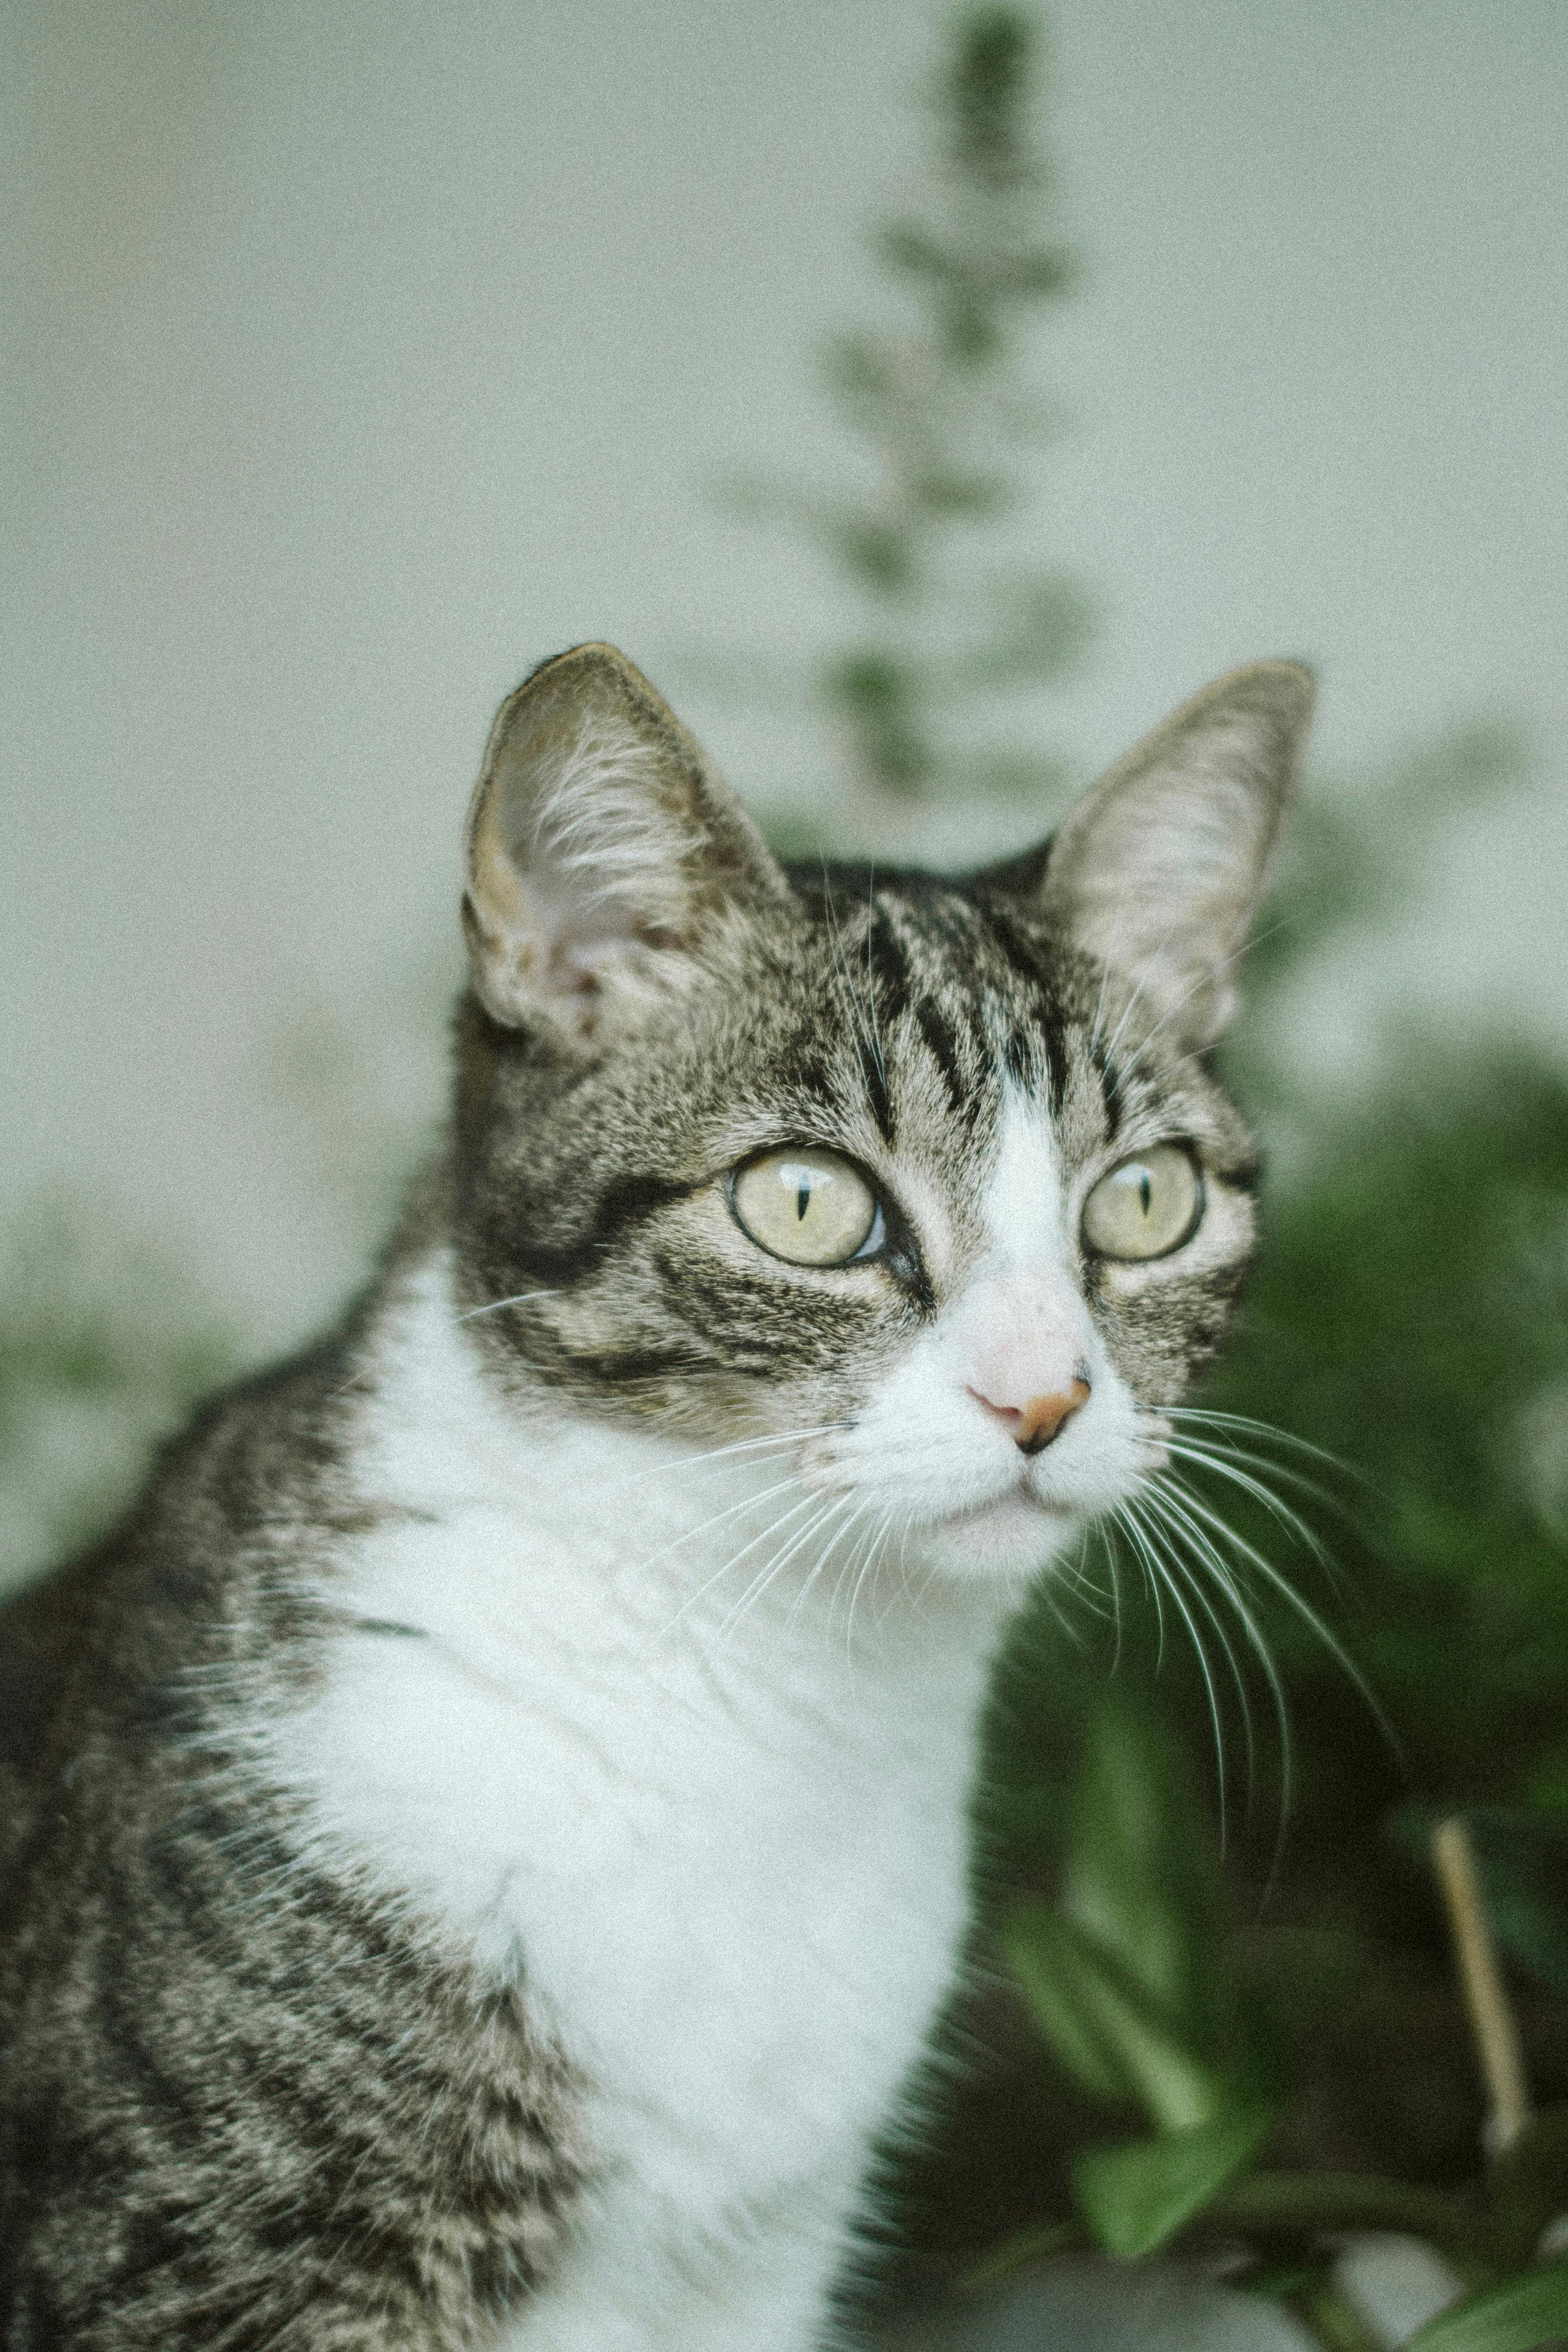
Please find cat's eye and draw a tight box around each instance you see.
[730,1149,881,1268]
[1082,1144,1204,1262]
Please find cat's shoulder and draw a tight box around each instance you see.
[0,1314,377,1825]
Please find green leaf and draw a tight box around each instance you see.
[1407,2255,1568,2351]
[1062,1696,1228,2047]
[1072,2105,1274,2260]
[1001,1897,1229,2130]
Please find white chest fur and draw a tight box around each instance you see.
[267,1257,1017,2348]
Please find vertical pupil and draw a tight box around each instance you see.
[1138,1171,1152,1216]
[796,1179,812,1222]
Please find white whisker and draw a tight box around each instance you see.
[721,1493,857,1638]
[844,1506,897,1662]
[1165,1405,1355,1479]
[623,1423,845,1487]
[660,1488,824,1637]
[1127,1490,1259,1810]
[1117,1495,1230,1824]
[1154,1468,1384,1742]
[1161,1438,1338,1564]
[1138,1476,1294,1871]
[456,1288,561,1324]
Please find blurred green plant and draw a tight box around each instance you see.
[0,1203,234,1598]
[741,5,1090,821]
[973,1716,1568,2349]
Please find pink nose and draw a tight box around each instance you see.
[970,1378,1091,1457]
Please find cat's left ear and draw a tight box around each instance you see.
[462,644,791,1047]
[1011,660,1314,1050]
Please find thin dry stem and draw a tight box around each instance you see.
[1431,1815,1531,2157]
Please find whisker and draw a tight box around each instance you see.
[1150,1468,1402,1819]
[660,1488,824,1636]
[1110,917,1289,1084]
[1165,1405,1356,1480]
[639,1471,808,1580]
[822,872,887,1096]
[1115,1501,1167,1663]
[1128,1489,1261,1814]
[1139,1476,1294,1872]
[1161,1438,1339,1562]
[863,868,888,1093]
[1118,1496,1230,1827]
[1047,1538,1117,1632]
[721,1493,857,1638]
[843,1504,897,1663]
[1156,1469,1370,1703]
[825,1497,877,1632]
[623,1423,845,1487]
[1161,1435,1344,1527]
[789,1496,867,1625]
[456,1288,561,1324]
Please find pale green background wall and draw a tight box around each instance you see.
[5,1,1565,1346]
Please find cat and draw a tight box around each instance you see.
[0,642,1312,2349]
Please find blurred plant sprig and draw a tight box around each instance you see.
[736,6,1090,826]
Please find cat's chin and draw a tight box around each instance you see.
[909,1488,1082,1582]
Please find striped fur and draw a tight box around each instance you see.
[0,646,1311,2347]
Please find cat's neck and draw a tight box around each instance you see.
[268,1245,1021,1985]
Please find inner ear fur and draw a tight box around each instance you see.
[462,643,789,1044]
[1021,659,1315,1050]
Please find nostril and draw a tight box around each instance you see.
[1014,1378,1092,1456]
[968,1375,1092,1456]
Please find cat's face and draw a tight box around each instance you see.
[451,646,1311,1582]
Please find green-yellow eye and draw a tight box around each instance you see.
[1082,1144,1204,1261]
[730,1149,879,1267]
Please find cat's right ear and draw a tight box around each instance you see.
[462,644,791,1049]
[1014,660,1315,1050]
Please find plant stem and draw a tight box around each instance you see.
[1431,1816,1532,2157]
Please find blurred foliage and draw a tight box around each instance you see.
[739,5,1090,821]
[0,1204,234,1599]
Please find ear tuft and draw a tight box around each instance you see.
[1036,660,1315,1050]
[462,644,787,1047]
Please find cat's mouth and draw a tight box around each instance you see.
[935,1483,1075,1532]
[899,1479,1085,1579]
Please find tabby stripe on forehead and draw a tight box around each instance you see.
[1040,996,1070,1115]
[858,1036,894,1144]
[982,904,1071,1114]
[1001,1010,1067,1118]
[1090,1041,1124,1139]
[912,997,971,1119]
[865,909,912,1021]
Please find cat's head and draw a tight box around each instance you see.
[450,644,1311,1581]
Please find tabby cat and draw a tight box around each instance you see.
[0,644,1312,2348]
